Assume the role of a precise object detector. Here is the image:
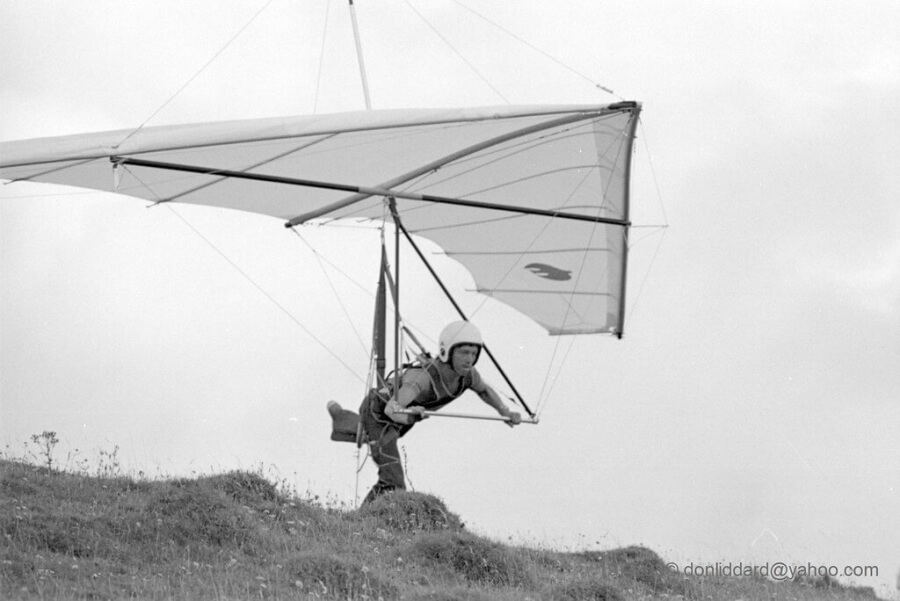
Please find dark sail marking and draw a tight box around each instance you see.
[525,263,572,281]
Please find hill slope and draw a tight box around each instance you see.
[0,459,881,600]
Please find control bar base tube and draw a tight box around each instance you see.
[397,409,538,424]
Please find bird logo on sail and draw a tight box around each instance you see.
[525,263,572,281]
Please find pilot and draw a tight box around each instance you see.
[356,320,522,503]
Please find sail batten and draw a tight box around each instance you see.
[284,110,605,226]
[475,289,614,296]
[446,248,611,256]
[1,103,641,337]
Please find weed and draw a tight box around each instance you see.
[27,431,59,472]
[95,444,122,478]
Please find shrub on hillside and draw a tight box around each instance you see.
[357,491,464,532]
[581,546,694,598]
[146,482,257,549]
[410,531,532,588]
[204,471,280,505]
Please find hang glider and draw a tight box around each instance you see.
[0,102,640,337]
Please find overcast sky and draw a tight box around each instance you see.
[2,1,898,596]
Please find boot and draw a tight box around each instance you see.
[326,401,361,443]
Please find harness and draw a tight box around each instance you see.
[418,359,474,409]
[363,359,474,436]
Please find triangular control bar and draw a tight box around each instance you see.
[390,205,536,420]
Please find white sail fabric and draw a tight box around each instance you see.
[0,104,640,336]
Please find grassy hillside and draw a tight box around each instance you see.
[0,458,882,600]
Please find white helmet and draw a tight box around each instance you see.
[438,321,483,364]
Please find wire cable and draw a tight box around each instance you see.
[290,227,371,363]
[403,0,509,104]
[450,0,621,99]
[116,0,277,148]
[625,117,669,323]
[313,0,333,113]
[162,205,367,384]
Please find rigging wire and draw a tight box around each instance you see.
[159,204,367,384]
[290,227,372,363]
[626,225,667,324]
[638,117,670,225]
[354,348,379,506]
[403,1,509,104]
[449,0,622,99]
[313,0,333,113]
[534,168,602,417]
[288,227,377,296]
[116,0,277,149]
[624,117,670,323]
[535,336,579,419]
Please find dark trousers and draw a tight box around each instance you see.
[360,390,407,504]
